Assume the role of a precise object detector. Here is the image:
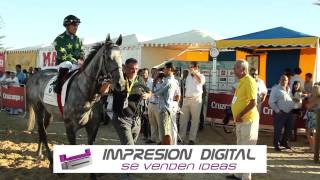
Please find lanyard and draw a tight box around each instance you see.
[126,78,138,96]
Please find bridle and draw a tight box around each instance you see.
[82,43,121,85]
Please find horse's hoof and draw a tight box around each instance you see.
[23,130,32,134]
[37,154,44,159]
[57,173,65,177]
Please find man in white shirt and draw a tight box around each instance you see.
[179,62,205,145]
[268,75,294,151]
[6,72,20,87]
[249,68,268,113]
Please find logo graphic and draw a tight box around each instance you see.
[59,148,92,170]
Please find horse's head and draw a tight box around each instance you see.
[100,34,126,92]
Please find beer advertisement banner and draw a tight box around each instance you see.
[0,86,25,109]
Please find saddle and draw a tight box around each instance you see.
[54,69,79,94]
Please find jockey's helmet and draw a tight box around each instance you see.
[63,15,81,27]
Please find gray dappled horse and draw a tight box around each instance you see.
[26,35,125,170]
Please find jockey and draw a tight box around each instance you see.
[52,15,84,94]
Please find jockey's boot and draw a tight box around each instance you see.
[53,68,69,94]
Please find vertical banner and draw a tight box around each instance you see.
[1,85,25,109]
[0,52,5,72]
[5,51,37,71]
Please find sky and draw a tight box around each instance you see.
[0,0,320,49]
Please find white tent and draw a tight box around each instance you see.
[142,29,219,47]
[10,34,145,68]
[139,30,218,68]
[4,30,220,69]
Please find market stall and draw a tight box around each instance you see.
[209,27,319,128]
[217,26,319,86]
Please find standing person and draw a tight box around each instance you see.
[179,62,205,145]
[146,70,165,144]
[34,68,41,74]
[28,67,34,76]
[304,73,314,95]
[142,68,154,88]
[140,68,153,141]
[171,71,181,145]
[305,84,320,152]
[15,64,26,84]
[151,68,158,79]
[177,69,189,134]
[199,85,207,131]
[52,15,84,94]
[290,67,304,91]
[22,69,29,84]
[290,81,304,141]
[112,58,151,145]
[268,75,294,151]
[179,69,189,107]
[227,60,259,180]
[284,68,293,85]
[153,62,180,145]
[249,68,268,113]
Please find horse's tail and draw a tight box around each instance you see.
[25,76,36,132]
[27,102,35,131]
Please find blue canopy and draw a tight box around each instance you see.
[217,27,318,49]
[226,26,314,40]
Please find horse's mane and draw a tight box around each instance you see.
[81,42,104,70]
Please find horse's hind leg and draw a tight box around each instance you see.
[33,106,44,158]
[43,111,53,166]
[36,108,53,166]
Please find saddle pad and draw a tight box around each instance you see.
[43,73,76,106]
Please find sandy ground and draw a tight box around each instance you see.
[0,111,319,180]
